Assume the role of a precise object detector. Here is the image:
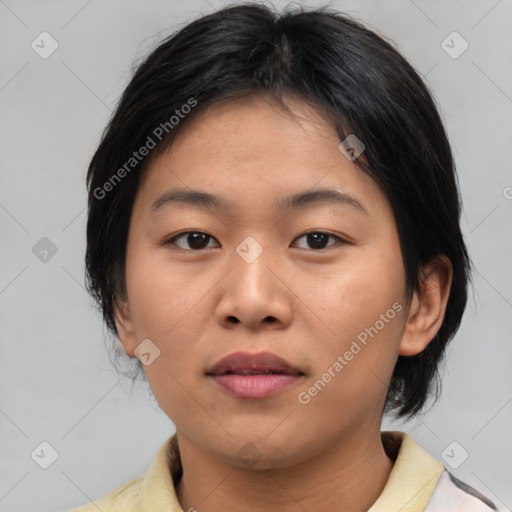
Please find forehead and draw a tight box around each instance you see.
[164,93,343,170]
[135,93,388,219]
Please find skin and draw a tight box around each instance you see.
[114,92,452,512]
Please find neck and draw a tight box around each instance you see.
[175,427,394,512]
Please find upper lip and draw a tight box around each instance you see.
[207,351,304,376]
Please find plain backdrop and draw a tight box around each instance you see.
[1,1,511,511]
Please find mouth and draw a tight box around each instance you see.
[207,350,304,376]
[206,351,305,399]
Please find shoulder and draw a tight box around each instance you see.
[374,431,509,512]
[425,470,510,512]
[64,435,179,512]
[68,475,144,512]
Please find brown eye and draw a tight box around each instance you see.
[293,232,344,250]
[165,231,218,251]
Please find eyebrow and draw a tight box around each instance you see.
[151,187,368,215]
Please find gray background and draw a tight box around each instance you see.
[1,1,511,511]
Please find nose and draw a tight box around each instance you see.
[214,240,293,331]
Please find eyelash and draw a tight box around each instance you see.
[163,230,346,252]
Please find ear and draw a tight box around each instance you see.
[399,255,453,357]
[114,299,137,358]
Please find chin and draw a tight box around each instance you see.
[219,432,314,471]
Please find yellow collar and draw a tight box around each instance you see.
[73,430,444,511]
[138,430,444,512]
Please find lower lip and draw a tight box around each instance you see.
[210,374,302,398]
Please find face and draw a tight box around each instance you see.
[116,93,412,468]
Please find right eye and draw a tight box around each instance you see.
[163,231,220,251]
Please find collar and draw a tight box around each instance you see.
[138,431,445,512]
[369,431,445,511]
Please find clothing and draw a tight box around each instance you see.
[68,431,507,512]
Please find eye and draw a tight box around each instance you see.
[292,231,344,250]
[164,230,345,252]
[164,231,219,251]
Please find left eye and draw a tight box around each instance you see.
[164,231,344,251]
[292,231,343,250]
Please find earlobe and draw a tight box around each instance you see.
[399,255,453,357]
[114,300,137,358]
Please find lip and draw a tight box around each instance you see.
[206,351,304,399]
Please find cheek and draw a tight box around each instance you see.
[124,245,218,391]
[316,247,405,341]
[125,251,210,423]
[125,245,201,338]
[301,241,406,400]
[296,284,405,432]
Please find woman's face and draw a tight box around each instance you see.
[117,93,411,468]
